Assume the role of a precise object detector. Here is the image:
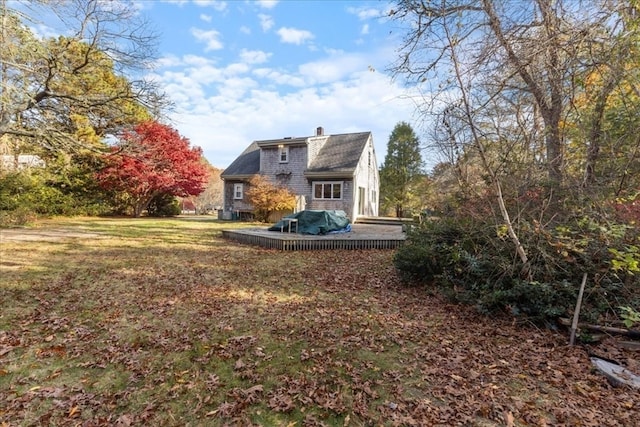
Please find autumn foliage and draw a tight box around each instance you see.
[612,192,640,225]
[245,175,296,222]
[96,121,209,217]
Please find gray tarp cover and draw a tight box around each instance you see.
[268,210,351,235]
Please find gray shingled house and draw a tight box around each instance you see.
[220,127,379,221]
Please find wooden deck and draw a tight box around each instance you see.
[222,223,406,251]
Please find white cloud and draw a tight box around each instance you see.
[155,54,184,68]
[190,28,224,51]
[154,52,419,169]
[346,6,385,20]
[182,61,249,86]
[276,27,314,45]
[239,49,271,64]
[252,68,306,87]
[200,13,212,22]
[361,24,369,35]
[193,0,227,11]
[182,54,218,68]
[258,14,274,32]
[217,77,258,99]
[298,53,368,84]
[240,25,251,34]
[157,70,206,106]
[256,0,278,9]
[225,62,250,75]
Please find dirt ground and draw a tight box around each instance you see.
[0,228,104,242]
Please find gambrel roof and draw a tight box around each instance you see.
[221,131,372,180]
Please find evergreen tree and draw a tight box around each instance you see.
[379,122,424,217]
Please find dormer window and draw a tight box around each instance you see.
[279,145,289,163]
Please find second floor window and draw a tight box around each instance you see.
[279,145,289,163]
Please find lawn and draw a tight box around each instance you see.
[1,217,638,426]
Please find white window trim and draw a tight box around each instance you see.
[279,145,289,163]
[233,183,244,199]
[312,181,343,200]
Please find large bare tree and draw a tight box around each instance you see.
[391,0,634,186]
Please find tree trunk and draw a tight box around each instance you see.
[583,74,619,188]
[133,193,156,218]
[444,20,530,273]
[133,204,144,218]
[542,110,564,186]
[483,0,566,186]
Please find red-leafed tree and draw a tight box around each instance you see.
[97,121,209,217]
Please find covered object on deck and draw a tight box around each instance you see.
[268,210,351,235]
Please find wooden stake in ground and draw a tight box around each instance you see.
[570,273,588,346]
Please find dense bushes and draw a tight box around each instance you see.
[394,215,639,326]
[147,193,182,217]
[0,167,183,224]
[0,171,76,226]
[0,161,113,226]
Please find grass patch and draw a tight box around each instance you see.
[1,217,638,426]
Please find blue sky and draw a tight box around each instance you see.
[138,0,423,169]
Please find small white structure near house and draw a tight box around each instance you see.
[1,155,45,171]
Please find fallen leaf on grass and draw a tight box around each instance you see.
[268,391,295,412]
[115,414,133,426]
[244,384,264,394]
[503,410,514,427]
[68,406,80,418]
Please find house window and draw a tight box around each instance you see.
[313,181,342,200]
[279,145,289,163]
[233,183,243,199]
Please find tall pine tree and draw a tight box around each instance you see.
[379,122,424,217]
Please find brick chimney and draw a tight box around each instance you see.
[316,126,324,136]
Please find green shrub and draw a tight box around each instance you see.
[0,171,65,214]
[393,215,639,326]
[147,193,181,217]
[0,165,114,219]
[393,218,465,284]
[620,306,640,328]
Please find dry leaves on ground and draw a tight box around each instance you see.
[0,219,638,426]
